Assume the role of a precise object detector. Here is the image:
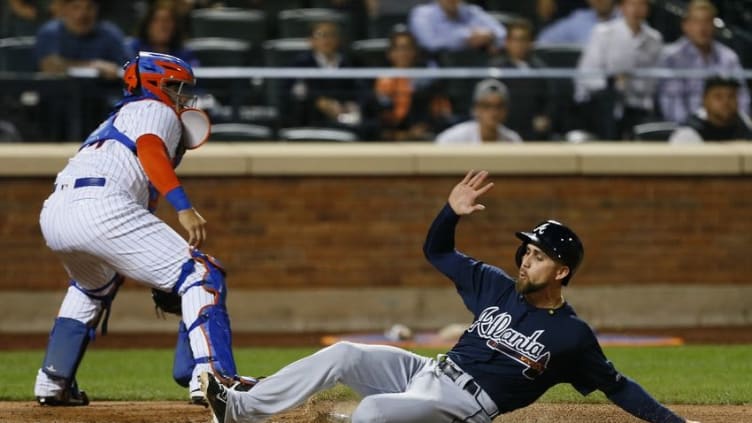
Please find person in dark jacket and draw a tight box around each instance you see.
[285,20,367,133]
[669,76,752,143]
[490,18,557,140]
[128,1,198,67]
[368,28,454,141]
[35,0,129,79]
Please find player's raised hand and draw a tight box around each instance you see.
[178,208,207,248]
[448,170,494,215]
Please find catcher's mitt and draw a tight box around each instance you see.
[152,288,182,317]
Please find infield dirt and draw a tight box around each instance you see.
[0,401,748,423]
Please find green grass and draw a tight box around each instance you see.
[3,345,750,404]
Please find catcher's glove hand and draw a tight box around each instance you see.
[152,288,182,317]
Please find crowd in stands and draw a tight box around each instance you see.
[0,0,751,143]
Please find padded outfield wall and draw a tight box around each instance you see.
[0,143,751,333]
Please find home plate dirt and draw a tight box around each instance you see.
[0,400,748,423]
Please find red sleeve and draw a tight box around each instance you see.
[135,134,181,196]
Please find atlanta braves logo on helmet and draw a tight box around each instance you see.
[532,222,551,236]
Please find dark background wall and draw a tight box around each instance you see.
[2,175,750,291]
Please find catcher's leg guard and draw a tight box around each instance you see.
[40,317,89,381]
[173,320,194,387]
[177,249,240,385]
[36,317,91,406]
[35,275,122,406]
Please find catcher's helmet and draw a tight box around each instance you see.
[515,220,584,285]
[122,51,196,110]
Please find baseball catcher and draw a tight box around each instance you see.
[34,51,252,406]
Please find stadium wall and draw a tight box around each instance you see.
[1,143,750,332]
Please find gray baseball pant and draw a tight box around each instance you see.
[224,341,499,423]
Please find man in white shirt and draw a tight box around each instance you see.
[575,0,663,139]
[436,79,522,144]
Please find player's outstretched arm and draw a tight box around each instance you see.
[448,170,494,215]
[425,169,495,259]
[424,170,513,301]
[606,377,699,423]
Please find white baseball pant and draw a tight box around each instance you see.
[224,341,499,423]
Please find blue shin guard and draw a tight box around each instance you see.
[38,277,122,405]
[192,301,238,379]
[178,249,240,384]
[172,321,194,387]
[41,317,89,381]
[38,317,91,405]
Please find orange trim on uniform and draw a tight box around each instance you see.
[136,134,182,195]
[191,254,217,297]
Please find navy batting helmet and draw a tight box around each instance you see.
[515,220,584,285]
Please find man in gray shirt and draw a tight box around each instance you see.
[537,0,620,46]
[409,0,506,54]
[657,0,749,124]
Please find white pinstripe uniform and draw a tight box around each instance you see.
[34,99,215,399]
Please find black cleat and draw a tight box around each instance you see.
[230,375,260,392]
[190,390,208,407]
[200,372,227,423]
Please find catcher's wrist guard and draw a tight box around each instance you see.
[152,288,182,317]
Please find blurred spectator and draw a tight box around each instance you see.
[435,79,522,144]
[535,0,557,27]
[493,0,588,33]
[408,0,506,55]
[35,0,130,79]
[34,0,130,141]
[536,0,619,46]
[129,0,198,67]
[538,0,589,22]
[491,18,556,140]
[286,21,367,132]
[575,0,662,139]
[669,76,752,143]
[3,0,59,37]
[365,0,424,17]
[657,0,749,124]
[368,29,453,141]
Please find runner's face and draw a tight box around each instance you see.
[516,244,566,294]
